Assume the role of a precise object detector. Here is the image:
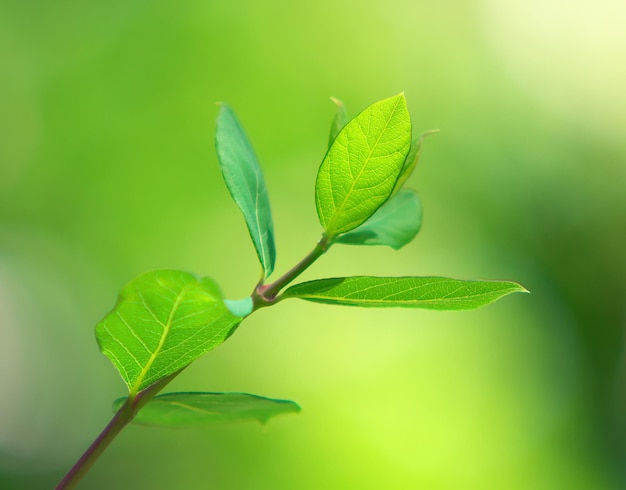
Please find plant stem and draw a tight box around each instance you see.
[56,399,132,490]
[252,235,331,309]
[56,371,181,489]
[59,235,332,487]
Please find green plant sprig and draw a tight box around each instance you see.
[57,93,527,489]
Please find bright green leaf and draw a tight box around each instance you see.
[328,97,348,148]
[113,392,300,427]
[96,270,242,395]
[315,93,412,238]
[215,104,276,277]
[334,189,422,249]
[283,276,528,310]
[393,130,439,194]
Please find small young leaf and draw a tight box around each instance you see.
[334,189,422,249]
[215,104,276,277]
[96,270,242,395]
[392,130,439,194]
[283,276,527,310]
[315,93,412,238]
[328,97,349,148]
[224,297,254,318]
[113,392,300,427]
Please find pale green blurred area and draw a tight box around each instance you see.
[1,0,625,488]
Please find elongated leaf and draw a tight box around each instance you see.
[392,130,438,194]
[315,94,412,238]
[114,392,300,427]
[334,189,422,249]
[96,270,242,394]
[215,104,276,277]
[328,97,348,148]
[283,276,527,310]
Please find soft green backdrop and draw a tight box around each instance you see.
[1,0,625,488]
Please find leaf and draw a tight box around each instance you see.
[334,189,422,249]
[315,93,412,238]
[393,130,439,194]
[328,97,348,148]
[283,276,528,310]
[113,392,300,427]
[215,104,276,277]
[96,270,242,395]
[224,297,254,317]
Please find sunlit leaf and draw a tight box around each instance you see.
[328,97,348,148]
[315,93,412,238]
[283,276,527,310]
[113,392,300,427]
[392,130,438,194]
[96,270,242,395]
[334,189,422,249]
[215,104,276,277]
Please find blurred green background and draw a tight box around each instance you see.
[1,0,625,488]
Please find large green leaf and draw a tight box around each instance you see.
[215,104,276,277]
[96,270,242,395]
[334,189,422,249]
[283,276,527,310]
[328,97,348,148]
[114,392,300,427]
[315,94,412,238]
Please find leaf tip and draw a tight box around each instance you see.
[330,96,344,107]
[419,129,440,141]
[503,280,529,294]
[216,101,233,114]
[215,103,230,123]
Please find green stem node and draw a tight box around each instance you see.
[252,235,331,310]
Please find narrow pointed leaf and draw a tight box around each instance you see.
[96,270,242,394]
[113,392,300,427]
[334,189,422,249]
[215,104,276,277]
[315,94,412,238]
[393,130,439,194]
[283,276,528,310]
[328,97,348,148]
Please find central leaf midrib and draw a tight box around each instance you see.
[328,98,401,234]
[162,400,217,415]
[130,286,188,395]
[252,169,270,274]
[296,293,479,304]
